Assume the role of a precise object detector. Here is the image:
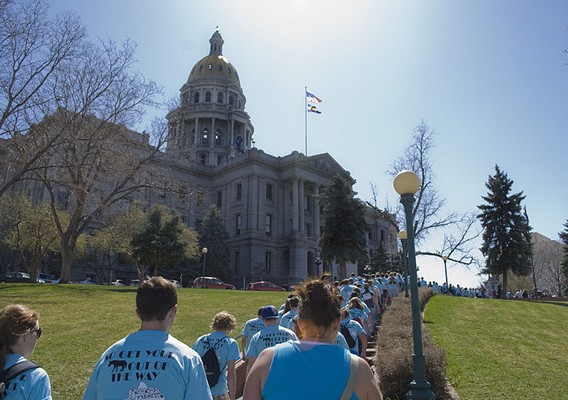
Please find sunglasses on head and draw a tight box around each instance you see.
[33,326,42,339]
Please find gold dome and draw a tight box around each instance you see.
[187,30,241,87]
[188,54,241,86]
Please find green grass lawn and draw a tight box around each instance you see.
[426,295,568,400]
[2,285,567,400]
[0,284,289,399]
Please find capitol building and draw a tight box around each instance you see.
[153,30,398,286]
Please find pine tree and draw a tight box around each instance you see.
[559,219,568,292]
[477,165,533,298]
[199,205,232,283]
[319,176,368,279]
[131,206,191,276]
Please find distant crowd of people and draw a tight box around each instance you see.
[0,274,385,400]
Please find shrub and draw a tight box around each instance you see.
[375,289,451,400]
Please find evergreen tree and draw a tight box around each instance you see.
[477,165,532,298]
[369,243,393,274]
[319,176,368,279]
[131,206,196,276]
[198,205,232,283]
[559,219,568,291]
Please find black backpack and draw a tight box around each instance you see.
[340,324,356,349]
[200,336,226,388]
[0,360,40,398]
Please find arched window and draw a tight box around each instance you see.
[238,99,242,109]
[190,129,195,144]
[215,129,222,145]
[229,95,235,107]
[217,92,224,103]
[193,92,200,103]
[205,91,212,102]
[201,128,209,144]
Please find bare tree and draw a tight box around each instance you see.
[0,0,86,196]
[387,121,457,244]
[533,237,565,297]
[416,212,482,286]
[25,37,165,283]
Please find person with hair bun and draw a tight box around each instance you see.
[243,274,382,400]
[0,304,52,399]
[193,311,240,400]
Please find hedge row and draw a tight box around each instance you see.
[374,289,452,400]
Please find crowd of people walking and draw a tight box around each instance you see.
[0,273,399,399]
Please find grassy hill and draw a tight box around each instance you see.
[1,284,566,400]
[426,295,568,400]
[0,284,289,399]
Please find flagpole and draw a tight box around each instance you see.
[304,86,308,156]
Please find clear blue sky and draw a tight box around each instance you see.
[47,0,568,288]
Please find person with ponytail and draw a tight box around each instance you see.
[243,274,382,400]
[0,304,51,399]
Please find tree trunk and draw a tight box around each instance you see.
[339,262,346,280]
[59,235,77,283]
[501,270,508,299]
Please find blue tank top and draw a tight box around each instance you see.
[262,341,359,400]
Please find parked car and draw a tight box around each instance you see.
[111,279,127,286]
[130,279,140,286]
[192,276,235,290]
[78,278,98,285]
[169,279,182,288]
[39,273,58,284]
[247,281,286,291]
[0,271,33,283]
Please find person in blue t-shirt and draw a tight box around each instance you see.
[245,305,297,374]
[279,296,299,331]
[193,311,240,400]
[243,275,382,400]
[0,304,51,400]
[83,276,212,400]
[241,307,264,360]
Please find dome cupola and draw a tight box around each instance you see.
[187,30,241,87]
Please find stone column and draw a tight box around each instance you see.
[292,177,299,232]
[298,179,305,233]
[314,184,320,239]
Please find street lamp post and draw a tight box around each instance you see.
[201,247,208,288]
[393,170,436,400]
[399,230,409,298]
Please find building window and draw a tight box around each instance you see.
[215,129,222,145]
[265,214,273,236]
[202,128,209,144]
[265,251,272,273]
[199,153,207,164]
[304,195,311,211]
[266,183,273,201]
[208,64,212,70]
[236,183,242,201]
[229,95,235,106]
[236,214,241,235]
[193,92,200,103]
[195,219,202,232]
[216,154,223,165]
[305,223,311,237]
[234,251,240,273]
[57,189,69,210]
[205,91,212,102]
[289,190,293,206]
[197,190,205,207]
[190,129,195,144]
[217,92,224,103]
[178,184,187,205]
[216,191,222,208]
